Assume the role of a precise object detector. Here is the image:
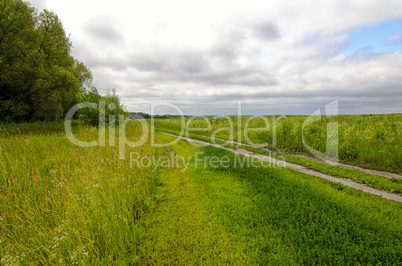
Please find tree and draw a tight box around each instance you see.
[0,0,92,122]
[30,10,92,121]
[76,87,128,126]
[0,0,37,121]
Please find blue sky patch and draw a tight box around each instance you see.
[340,18,402,56]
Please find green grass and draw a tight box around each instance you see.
[146,131,402,264]
[140,133,250,264]
[159,127,402,194]
[0,121,67,135]
[242,146,402,194]
[1,122,401,264]
[196,149,402,264]
[154,114,402,174]
[0,121,163,264]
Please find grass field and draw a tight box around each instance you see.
[0,122,162,264]
[160,127,402,194]
[154,114,402,174]
[1,120,401,264]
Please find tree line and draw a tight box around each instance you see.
[0,0,126,124]
[129,112,188,119]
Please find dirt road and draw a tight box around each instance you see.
[164,132,402,203]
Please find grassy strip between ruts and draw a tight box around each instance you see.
[145,131,402,264]
[157,127,402,194]
[139,133,250,264]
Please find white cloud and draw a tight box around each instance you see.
[32,0,402,114]
[27,0,46,10]
[81,16,124,44]
[387,34,402,43]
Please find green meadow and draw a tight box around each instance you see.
[154,114,402,174]
[1,119,401,264]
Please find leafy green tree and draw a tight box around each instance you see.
[30,10,92,121]
[0,0,37,121]
[0,0,92,122]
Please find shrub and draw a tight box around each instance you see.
[76,87,128,126]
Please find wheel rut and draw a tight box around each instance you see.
[164,132,402,203]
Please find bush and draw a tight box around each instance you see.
[76,87,128,126]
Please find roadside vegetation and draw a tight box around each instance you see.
[154,114,402,174]
[0,121,160,264]
[191,144,402,264]
[1,122,401,264]
[159,127,402,194]
[145,132,402,264]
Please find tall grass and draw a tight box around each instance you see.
[0,121,65,135]
[154,114,402,173]
[0,121,164,264]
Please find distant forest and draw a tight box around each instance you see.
[129,112,187,119]
[0,0,126,124]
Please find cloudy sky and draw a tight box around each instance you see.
[29,0,402,115]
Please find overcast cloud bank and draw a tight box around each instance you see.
[31,0,402,115]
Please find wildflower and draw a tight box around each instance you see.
[50,169,58,174]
